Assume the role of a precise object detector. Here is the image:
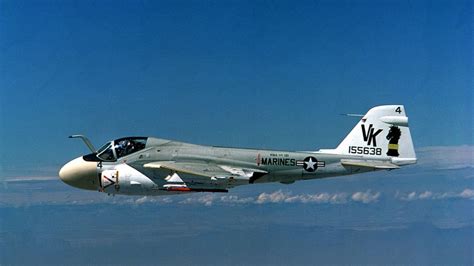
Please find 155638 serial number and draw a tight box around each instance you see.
[348,146,382,155]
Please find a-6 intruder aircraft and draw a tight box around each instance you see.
[59,105,416,196]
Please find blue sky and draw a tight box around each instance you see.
[0,0,472,265]
[0,0,472,176]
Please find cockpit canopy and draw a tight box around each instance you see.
[95,137,148,161]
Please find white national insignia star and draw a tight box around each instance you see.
[305,158,316,170]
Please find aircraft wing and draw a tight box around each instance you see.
[142,161,267,191]
[340,159,400,169]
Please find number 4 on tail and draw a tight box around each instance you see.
[395,106,402,114]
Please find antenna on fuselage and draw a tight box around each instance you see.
[340,113,364,117]
[69,135,96,153]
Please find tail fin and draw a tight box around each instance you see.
[333,105,416,166]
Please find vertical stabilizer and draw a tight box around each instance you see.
[334,105,416,165]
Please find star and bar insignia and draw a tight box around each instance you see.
[296,156,325,172]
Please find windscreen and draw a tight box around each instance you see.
[96,142,116,161]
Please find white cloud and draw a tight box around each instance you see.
[179,194,216,206]
[170,190,352,206]
[418,191,433,199]
[351,190,380,203]
[405,192,417,201]
[417,146,474,170]
[330,193,349,204]
[135,196,149,205]
[256,190,289,204]
[459,189,474,199]
[219,195,254,204]
[398,189,474,201]
[298,193,331,203]
[255,190,372,204]
[398,191,433,201]
[286,192,348,204]
[131,196,174,205]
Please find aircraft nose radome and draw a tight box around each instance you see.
[59,157,98,191]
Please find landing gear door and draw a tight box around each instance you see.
[100,170,120,193]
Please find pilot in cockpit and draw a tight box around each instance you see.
[124,140,135,154]
[115,140,127,157]
[115,139,136,158]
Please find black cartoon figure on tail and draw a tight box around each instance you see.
[386,126,401,157]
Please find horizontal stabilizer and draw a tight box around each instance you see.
[341,159,400,169]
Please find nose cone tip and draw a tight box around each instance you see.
[59,157,98,190]
[58,165,68,180]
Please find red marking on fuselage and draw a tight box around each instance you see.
[167,187,192,192]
